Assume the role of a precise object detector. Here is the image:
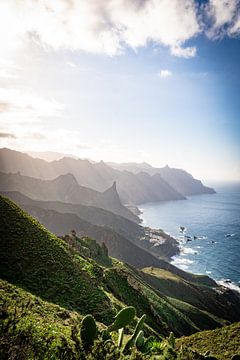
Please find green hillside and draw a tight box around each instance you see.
[0,279,83,359]
[177,322,240,359]
[0,190,144,242]
[1,194,240,359]
[0,195,115,323]
[1,279,239,359]
[141,267,240,323]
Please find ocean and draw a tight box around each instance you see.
[140,182,240,288]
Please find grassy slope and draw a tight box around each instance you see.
[0,191,218,287]
[141,268,240,324]
[0,279,83,359]
[177,322,240,359]
[1,278,239,360]
[0,195,114,323]
[0,190,143,241]
[1,195,239,339]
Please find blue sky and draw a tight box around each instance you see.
[0,0,239,181]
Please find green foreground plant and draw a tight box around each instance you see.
[76,306,225,359]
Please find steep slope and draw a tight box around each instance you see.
[0,148,188,204]
[0,193,217,286]
[0,197,213,334]
[156,166,215,196]
[0,195,115,323]
[0,193,179,268]
[141,267,240,324]
[2,195,240,338]
[93,161,185,204]
[0,171,139,223]
[177,322,240,359]
[0,279,83,359]
[1,191,143,242]
[0,191,180,262]
[2,278,239,359]
[107,162,215,196]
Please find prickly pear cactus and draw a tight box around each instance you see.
[135,330,145,350]
[80,314,97,350]
[107,306,136,332]
[123,314,146,352]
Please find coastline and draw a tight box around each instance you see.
[139,226,180,261]
[139,200,240,293]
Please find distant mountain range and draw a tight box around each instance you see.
[108,162,216,196]
[0,171,138,223]
[0,148,215,205]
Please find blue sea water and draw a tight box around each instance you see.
[140,183,240,286]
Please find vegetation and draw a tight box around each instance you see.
[3,279,236,359]
[0,194,240,359]
[177,322,240,360]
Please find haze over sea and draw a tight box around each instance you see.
[140,183,240,287]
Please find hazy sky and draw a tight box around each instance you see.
[0,0,240,181]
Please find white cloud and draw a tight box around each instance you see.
[158,69,172,78]
[0,0,239,70]
[228,14,240,35]
[205,0,240,38]
[171,45,197,58]
[0,0,200,58]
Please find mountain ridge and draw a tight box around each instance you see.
[0,148,215,205]
[0,171,139,223]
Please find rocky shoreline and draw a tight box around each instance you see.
[138,226,180,261]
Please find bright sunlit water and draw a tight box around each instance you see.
[140,183,240,286]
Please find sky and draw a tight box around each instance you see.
[0,0,240,182]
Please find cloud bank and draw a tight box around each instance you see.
[205,0,240,38]
[0,0,239,59]
[0,0,198,58]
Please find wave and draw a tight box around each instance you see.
[218,280,240,293]
[180,247,198,255]
[171,257,195,270]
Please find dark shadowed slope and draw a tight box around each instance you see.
[0,192,178,269]
[1,190,143,241]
